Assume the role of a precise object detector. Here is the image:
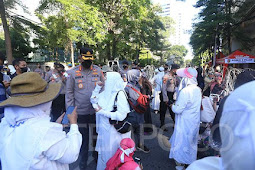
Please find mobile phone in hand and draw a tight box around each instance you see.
[62,106,75,124]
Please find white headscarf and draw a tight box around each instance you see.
[0,101,63,170]
[98,72,125,110]
[220,81,255,170]
[176,67,198,98]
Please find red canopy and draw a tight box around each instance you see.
[216,50,255,64]
[216,52,225,59]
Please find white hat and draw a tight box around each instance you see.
[159,67,164,72]
[176,67,197,78]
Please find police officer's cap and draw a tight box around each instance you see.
[54,62,60,66]
[80,47,94,60]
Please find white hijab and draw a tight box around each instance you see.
[98,72,125,110]
[176,67,198,99]
[176,77,198,99]
[220,81,255,170]
[0,101,62,170]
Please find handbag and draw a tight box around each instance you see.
[200,96,216,122]
[109,90,132,134]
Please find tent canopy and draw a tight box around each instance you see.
[216,50,255,64]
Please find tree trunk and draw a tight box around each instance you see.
[70,41,75,67]
[55,48,58,61]
[225,0,232,54]
[160,52,163,65]
[106,40,111,60]
[112,36,117,60]
[0,0,13,64]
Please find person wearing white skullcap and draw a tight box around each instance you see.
[169,67,202,169]
[187,81,255,170]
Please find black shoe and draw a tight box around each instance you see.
[137,145,150,153]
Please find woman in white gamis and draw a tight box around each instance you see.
[90,72,131,170]
[169,67,202,169]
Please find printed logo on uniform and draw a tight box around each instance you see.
[78,83,83,89]
[163,78,167,84]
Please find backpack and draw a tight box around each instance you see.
[126,85,149,114]
[109,90,133,134]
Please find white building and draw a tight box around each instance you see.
[156,0,187,46]
[153,0,199,59]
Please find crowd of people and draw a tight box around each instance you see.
[0,47,254,170]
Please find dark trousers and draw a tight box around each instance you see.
[132,123,143,146]
[51,94,65,122]
[77,114,97,170]
[160,92,175,126]
[144,106,153,132]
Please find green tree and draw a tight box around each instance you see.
[36,0,106,65]
[165,45,188,66]
[89,0,170,62]
[190,0,255,65]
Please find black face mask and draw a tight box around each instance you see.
[164,67,168,71]
[20,67,28,73]
[123,65,128,69]
[82,60,92,69]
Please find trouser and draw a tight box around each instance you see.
[77,114,97,170]
[51,94,65,122]
[144,106,153,133]
[132,123,144,146]
[160,92,175,126]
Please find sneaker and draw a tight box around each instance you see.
[154,110,158,114]
[175,166,185,170]
[137,145,150,153]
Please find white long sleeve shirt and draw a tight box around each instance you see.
[0,117,82,170]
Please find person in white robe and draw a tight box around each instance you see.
[169,67,202,168]
[0,72,82,170]
[187,81,255,170]
[90,72,131,170]
[151,68,163,113]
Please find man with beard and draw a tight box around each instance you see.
[10,58,28,79]
[66,47,104,170]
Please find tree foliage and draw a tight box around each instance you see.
[165,45,188,66]
[0,0,37,62]
[35,0,106,62]
[190,0,255,66]
[1,0,175,64]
